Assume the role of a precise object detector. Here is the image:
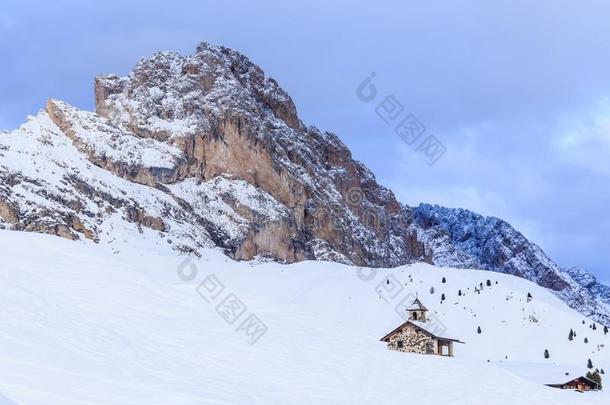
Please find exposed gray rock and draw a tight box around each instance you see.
[93,42,427,266]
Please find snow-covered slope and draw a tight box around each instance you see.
[0,230,608,404]
[0,109,214,253]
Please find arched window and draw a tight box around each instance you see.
[412,312,418,320]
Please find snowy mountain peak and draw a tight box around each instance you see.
[0,42,608,324]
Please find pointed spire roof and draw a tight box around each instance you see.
[407,297,428,311]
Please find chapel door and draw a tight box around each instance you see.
[426,341,434,354]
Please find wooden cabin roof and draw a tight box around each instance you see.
[545,376,601,390]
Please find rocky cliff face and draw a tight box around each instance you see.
[90,43,433,266]
[0,42,608,323]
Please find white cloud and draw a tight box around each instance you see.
[384,114,610,272]
[387,129,552,247]
[553,97,610,175]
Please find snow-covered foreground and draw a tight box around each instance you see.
[0,230,608,404]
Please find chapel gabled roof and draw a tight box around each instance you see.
[379,320,464,344]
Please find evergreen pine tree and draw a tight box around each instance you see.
[588,358,594,369]
[442,277,446,283]
[430,286,435,294]
[458,290,462,296]
[604,325,608,335]
[527,292,533,300]
[544,349,549,359]
[486,280,491,287]
[594,371,602,389]
[593,323,597,330]
[585,337,589,343]
[569,329,574,341]
[477,326,482,334]
[586,370,602,388]
[441,293,445,301]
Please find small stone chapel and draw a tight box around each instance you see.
[380,297,463,356]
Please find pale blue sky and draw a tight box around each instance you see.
[2,1,610,282]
